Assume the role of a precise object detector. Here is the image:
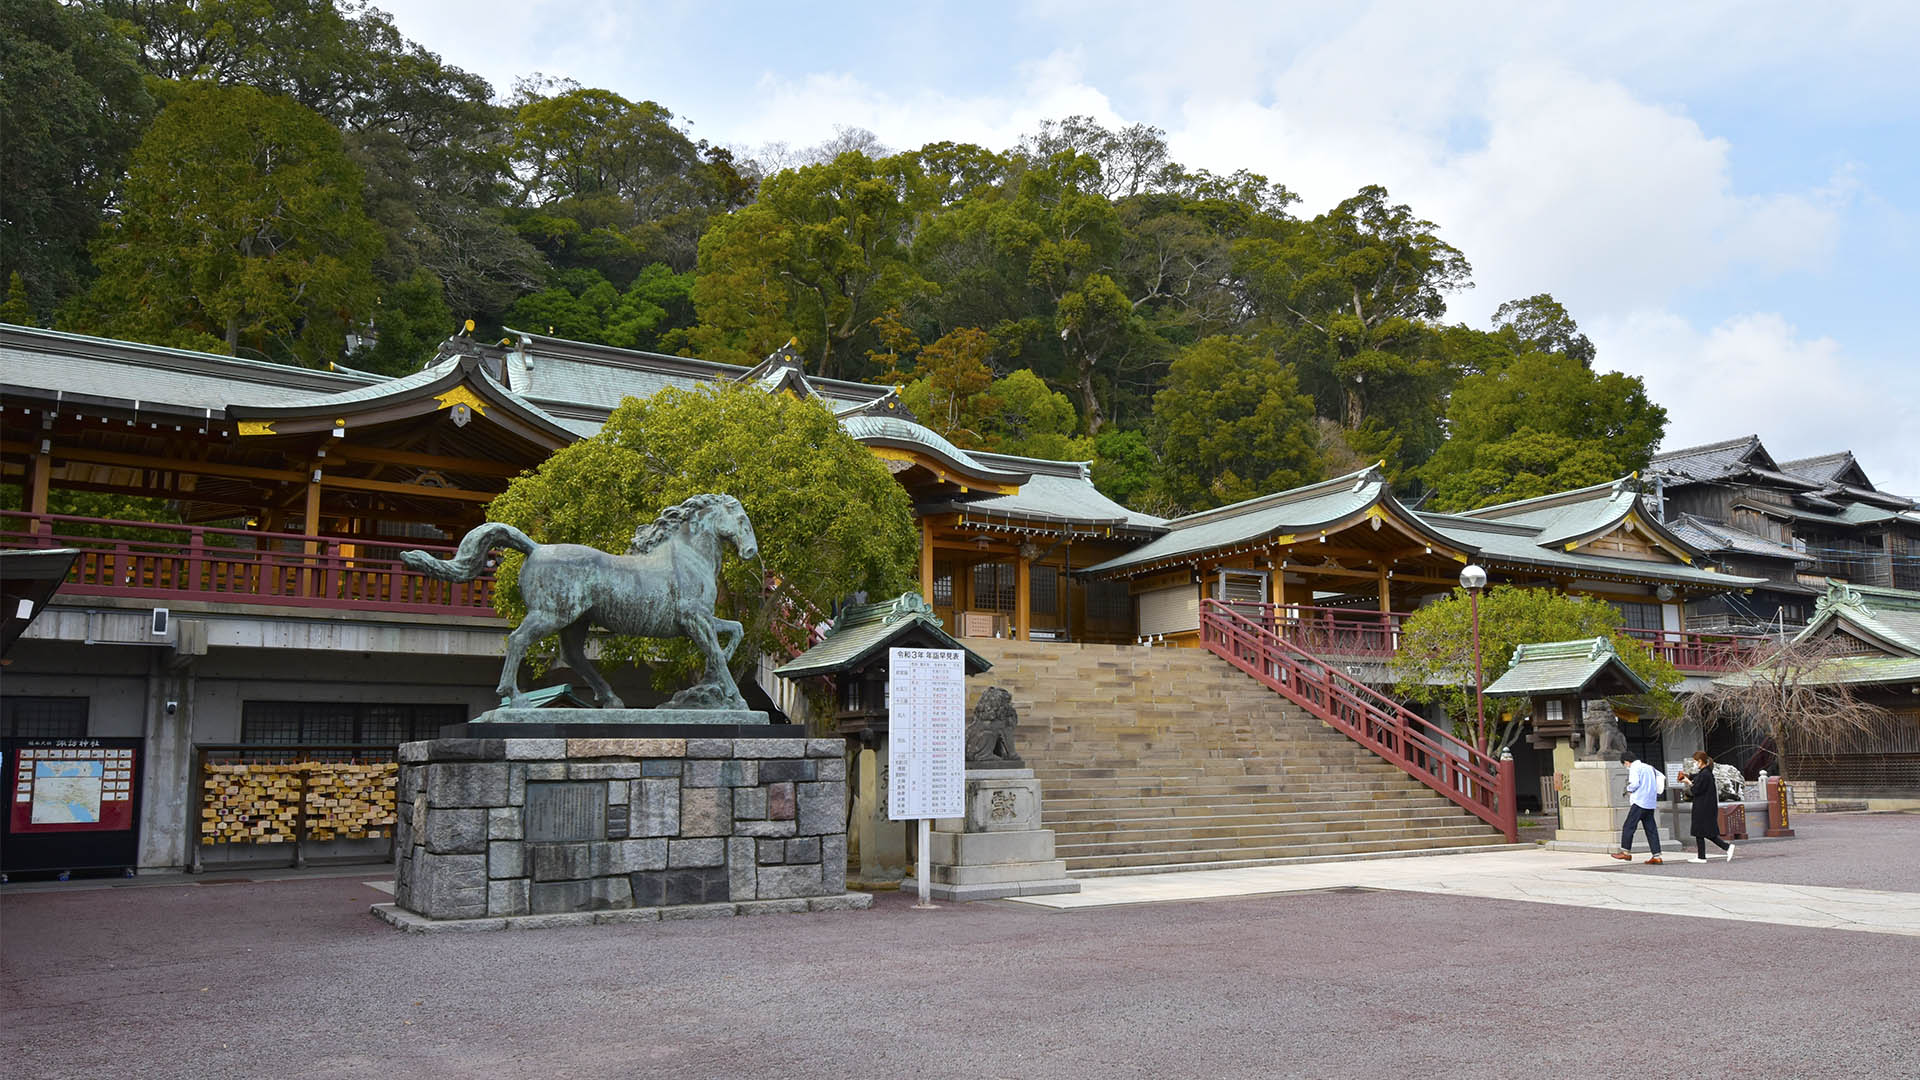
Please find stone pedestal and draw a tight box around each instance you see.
[849,743,906,888]
[375,734,871,931]
[1551,761,1679,853]
[905,768,1078,902]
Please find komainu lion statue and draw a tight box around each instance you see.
[1578,699,1629,760]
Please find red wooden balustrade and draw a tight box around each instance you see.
[1200,598,1519,842]
[1614,627,1770,672]
[2,511,496,617]
[1247,602,1764,673]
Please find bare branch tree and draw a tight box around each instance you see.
[1686,635,1894,762]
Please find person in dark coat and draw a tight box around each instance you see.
[1680,751,1736,862]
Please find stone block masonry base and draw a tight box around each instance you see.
[388,736,864,929]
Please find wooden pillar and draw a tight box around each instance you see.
[918,517,935,604]
[302,474,323,598]
[27,441,52,535]
[1377,565,1392,614]
[1014,548,1031,641]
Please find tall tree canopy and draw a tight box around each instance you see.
[1421,295,1666,511]
[1152,336,1322,511]
[0,0,154,317]
[74,81,382,364]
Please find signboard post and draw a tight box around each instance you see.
[886,646,965,909]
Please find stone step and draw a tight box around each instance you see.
[1056,828,1509,868]
[964,638,1506,870]
[1043,796,1460,824]
[1039,779,1445,801]
[1068,842,1535,878]
[1052,812,1487,846]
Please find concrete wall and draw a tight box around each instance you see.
[6,597,664,872]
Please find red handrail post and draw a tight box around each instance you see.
[1496,752,1518,842]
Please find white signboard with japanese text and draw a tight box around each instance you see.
[886,647,965,821]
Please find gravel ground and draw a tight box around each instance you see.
[4,819,1917,1080]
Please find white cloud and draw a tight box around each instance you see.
[1593,309,1919,496]
[731,50,1121,156]
[1168,58,1848,327]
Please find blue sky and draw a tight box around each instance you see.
[376,0,1919,493]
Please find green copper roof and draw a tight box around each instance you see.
[1484,637,1652,696]
[1797,581,1920,658]
[773,593,992,679]
[1081,466,1428,574]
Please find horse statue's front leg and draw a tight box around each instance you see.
[714,618,745,661]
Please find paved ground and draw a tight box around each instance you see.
[1016,813,1920,936]
[3,813,1916,1079]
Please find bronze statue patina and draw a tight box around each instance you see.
[401,493,758,711]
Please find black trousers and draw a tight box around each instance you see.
[1696,818,1731,858]
[1621,804,1660,854]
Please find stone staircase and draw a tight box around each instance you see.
[967,640,1511,875]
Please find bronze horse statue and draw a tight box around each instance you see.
[401,493,759,711]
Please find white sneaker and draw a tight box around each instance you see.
[1725,844,1736,862]
[1688,857,1709,863]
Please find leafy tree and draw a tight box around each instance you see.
[874,317,997,448]
[0,0,155,316]
[1152,336,1322,511]
[1391,585,1680,755]
[2,273,36,326]
[980,370,1091,461]
[1017,115,1181,199]
[71,81,381,364]
[1421,298,1666,511]
[689,151,933,377]
[1236,185,1471,476]
[1491,293,1594,365]
[1090,427,1159,508]
[505,264,693,351]
[353,268,452,375]
[483,383,918,689]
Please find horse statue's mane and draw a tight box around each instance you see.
[628,494,735,555]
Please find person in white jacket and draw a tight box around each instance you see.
[1610,751,1665,864]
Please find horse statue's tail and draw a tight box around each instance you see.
[400,522,537,582]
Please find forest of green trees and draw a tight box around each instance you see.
[1,0,1669,515]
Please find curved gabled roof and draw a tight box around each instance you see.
[226,352,578,447]
[1797,581,1920,658]
[926,454,1167,534]
[837,414,1031,490]
[1456,475,1710,563]
[1081,466,1466,576]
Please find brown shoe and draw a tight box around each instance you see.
[1646,857,1664,864]
[1610,852,1632,861]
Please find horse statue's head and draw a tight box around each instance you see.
[628,493,758,563]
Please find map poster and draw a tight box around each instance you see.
[9,739,139,835]
[887,647,966,821]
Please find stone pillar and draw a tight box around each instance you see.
[908,768,1078,901]
[850,742,906,887]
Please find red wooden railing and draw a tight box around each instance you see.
[1615,627,1770,672]
[1235,602,1407,657]
[1,511,496,617]
[1200,599,1518,842]
[1245,602,1762,673]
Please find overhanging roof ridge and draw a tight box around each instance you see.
[1165,465,1383,529]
